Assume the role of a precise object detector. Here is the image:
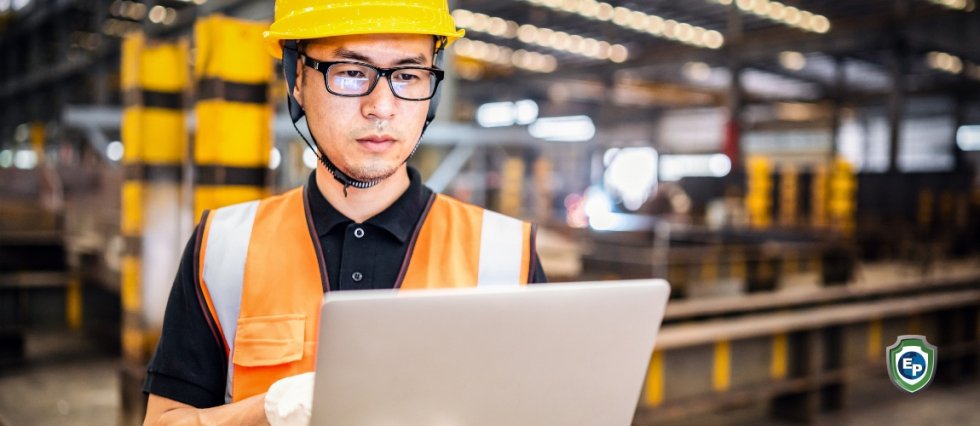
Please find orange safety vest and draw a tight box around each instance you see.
[195,185,536,403]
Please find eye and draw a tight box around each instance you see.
[393,71,422,82]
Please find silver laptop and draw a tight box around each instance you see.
[310,279,670,426]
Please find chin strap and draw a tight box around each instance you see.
[287,99,378,197]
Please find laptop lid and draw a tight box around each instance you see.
[310,279,670,426]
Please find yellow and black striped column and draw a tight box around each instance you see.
[828,158,856,236]
[193,16,272,217]
[120,32,189,423]
[779,164,798,227]
[810,163,828,228]
[746,155,772,229]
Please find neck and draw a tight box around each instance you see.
[315,165,410,223]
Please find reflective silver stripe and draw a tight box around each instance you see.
[476,209,524,287]
[201,200,259,403]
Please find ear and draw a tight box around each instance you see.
[292,58,304,107]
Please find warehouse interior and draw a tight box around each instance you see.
[1,0,980,424]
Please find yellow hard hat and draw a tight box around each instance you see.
[262,0,466,59]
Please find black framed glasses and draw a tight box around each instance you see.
[301,55,444,101]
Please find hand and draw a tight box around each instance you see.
[264,372,315,426]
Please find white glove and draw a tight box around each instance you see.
[264,372,316,426]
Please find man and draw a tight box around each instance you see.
[142,0,546,424]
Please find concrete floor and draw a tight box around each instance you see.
[0,331,120,426]
[1,331,978,426]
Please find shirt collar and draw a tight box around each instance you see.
[306,166,432,243]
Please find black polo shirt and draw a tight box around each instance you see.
[143,167,547,407]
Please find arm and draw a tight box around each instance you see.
[144,393,268,426]
[142,226,237,422]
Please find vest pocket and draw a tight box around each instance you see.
[232,313,306,367]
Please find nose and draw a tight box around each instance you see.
[361,75,398,121]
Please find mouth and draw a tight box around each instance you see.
[355,134,397,153]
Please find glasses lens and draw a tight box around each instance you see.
[389,69,437,100]
[327,63,377,95]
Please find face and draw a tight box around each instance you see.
[294,33,435,182]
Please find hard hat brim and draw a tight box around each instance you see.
[262,4,465,59]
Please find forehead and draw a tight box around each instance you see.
[303,33,435,64]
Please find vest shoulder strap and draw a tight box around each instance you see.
[477,206,529,286]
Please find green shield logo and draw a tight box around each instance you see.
[886,335,937,393]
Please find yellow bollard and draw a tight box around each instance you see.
[644,351,665,406]
[811,163,827,228]
[746,156,772,228]
[867,319,882,361]
[779,164,798,226]
[713,340,731,392]
[771,333,787,379]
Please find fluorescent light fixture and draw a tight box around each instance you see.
[523,0,723,49]
[604,147,658,211]
[528,115,596,142]
[269,147,282,170]
[514,100,539,125]
[106,141,124,162]
[303,147,318,169]
[477,100,540,128]
[659,154,731,181]
[476,102,515,127]
[779,51,806,71]
[957,125,980,151]
[13,149,38,170]
[583,185,656,231]
[682,61,712,81]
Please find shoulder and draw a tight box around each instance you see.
[430,193,526,221]
[429,193,534,234]
[209,187,301,215]
[200,187,304,234]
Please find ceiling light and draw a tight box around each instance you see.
[784,6,801,24]
[148,5,166,23]
[703,30,724,49]
[681,62,711,81]
[610,44,629,63]
[682,61,712,81]
[519,0,723,48]
[928,0,974,11]
[612,6,631,25]
[454,9,625,62]
[779,51,806,70]
[713,0,830,33]
[926,51,963,74]
[596,2,614,20]
[452,9,473,27]
[811,15,831,33]
[529,115,596,142]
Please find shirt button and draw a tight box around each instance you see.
[352,272,363,282]
[353,227,365,238]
